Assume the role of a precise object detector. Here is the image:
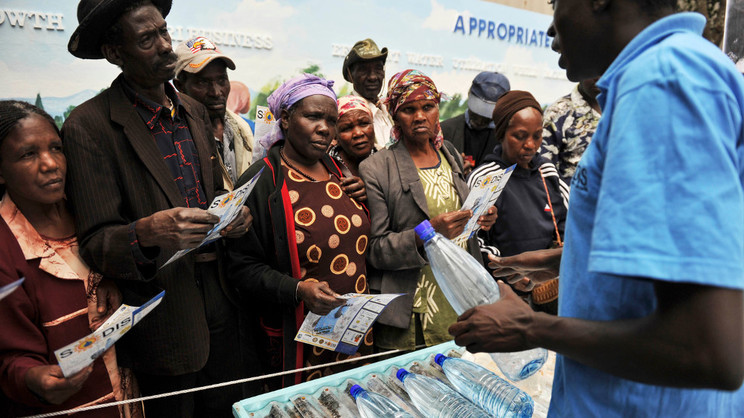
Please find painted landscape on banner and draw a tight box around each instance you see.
[0,0,572,125]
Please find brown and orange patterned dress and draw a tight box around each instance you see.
[283,166,374,382]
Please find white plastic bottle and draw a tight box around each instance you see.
[414,219,548,381]
[435,354,533,418]
[350,384,414,418]
[395,368,489,417]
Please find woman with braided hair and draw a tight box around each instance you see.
[0,101,141,417]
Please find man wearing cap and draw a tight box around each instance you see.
[62,1,251,416]
[174,36,254,190]
[440,71,510,174]
[343,38,394,149]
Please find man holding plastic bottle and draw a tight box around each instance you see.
[449,1,744,416]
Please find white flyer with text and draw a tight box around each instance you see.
[54,291,165,377]
[295,293,401,355]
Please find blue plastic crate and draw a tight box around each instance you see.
[232,340,463,417]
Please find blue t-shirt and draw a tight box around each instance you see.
[550,13,744,417]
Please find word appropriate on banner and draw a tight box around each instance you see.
[453,15,551,48]
[0,9,64,30]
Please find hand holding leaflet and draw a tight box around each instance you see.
[454,164,515,245]
[54,291,165,377]
[295,293,401,355]
[162,167,264,267]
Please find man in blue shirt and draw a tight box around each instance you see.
[449,1,744,416]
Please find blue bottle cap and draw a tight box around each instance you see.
[434,353,448,366]
[396,368,410,382]
[349,384,363,399]
[414,220,436,241]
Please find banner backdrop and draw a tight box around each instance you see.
[0,0,573,122]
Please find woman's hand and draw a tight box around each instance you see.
[430,210,471,240]
[488,248,562,285]
[25,365,93,405]
[297,280,346,315]
[340,176,367,202]
[477,206,498,231]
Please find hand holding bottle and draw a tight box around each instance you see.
[448,281,537,354]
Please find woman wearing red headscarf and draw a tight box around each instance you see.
[359,70,496,351]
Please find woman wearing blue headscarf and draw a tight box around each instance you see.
[227,74,373,388]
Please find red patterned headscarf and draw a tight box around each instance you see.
[337,95,373,120]
[383,69,444,149]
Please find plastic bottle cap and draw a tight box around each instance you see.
[396,368,409,382]
[434,353,448,366]
[414,220,436,241]
[349,384,363,399]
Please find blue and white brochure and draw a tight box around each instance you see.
[454,164,516,245]
[54,291,165,377]
[295,293,401,355]
[162,167,265,268]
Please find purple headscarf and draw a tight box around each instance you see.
[258,73,337,151]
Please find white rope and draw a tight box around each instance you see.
[21,346,421,418]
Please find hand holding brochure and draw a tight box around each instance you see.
[295,293,401,355]
[54,291,165,377]
[162,167,264,268]
[453,164,515,245]
[0,278,23,301]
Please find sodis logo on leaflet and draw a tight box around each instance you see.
[218,193,234,208]
[74,336,99,353]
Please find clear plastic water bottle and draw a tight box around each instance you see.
[395,368,489,417]
[414,219,548,381]
[350,384,415,418]
[435,354,533,418]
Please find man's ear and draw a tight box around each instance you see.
[101,43,123,67]
[592,0,611,13]
[346,68,354,83]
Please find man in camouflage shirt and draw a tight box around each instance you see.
[540,78,600,185]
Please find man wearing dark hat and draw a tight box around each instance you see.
[343,38,394,149]
[173,36,254,190]
[440,71,510,174]
[62,1,251,416]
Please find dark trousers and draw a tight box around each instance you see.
[137,260,248,418]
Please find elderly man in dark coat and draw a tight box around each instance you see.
[62,0,253,416]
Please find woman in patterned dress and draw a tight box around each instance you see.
[358,70,497,352]
[227,74,373,389]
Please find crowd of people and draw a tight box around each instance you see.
[1,0,743,417]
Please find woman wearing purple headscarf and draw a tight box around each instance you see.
[227,74,373,389]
